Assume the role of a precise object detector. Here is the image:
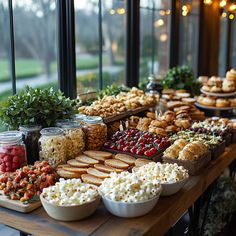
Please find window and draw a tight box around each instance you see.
[179,0,199,75]
[13,0,58,91]
[0,1,11,103]
[230,16,236,69]
[74,0,126,94]
[139,0,171,84]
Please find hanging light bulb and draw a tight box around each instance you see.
[229,13,235,19]
[221,12,227,17]
[229,3,236,12]
[204,0,213,5]
[219,0,227,8]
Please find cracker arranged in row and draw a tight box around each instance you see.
[81,174,103,186]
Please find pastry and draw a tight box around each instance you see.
[81,174,103,186]
[75,155,99,165]
[114,154,136,165]
[163,111,176,122]
[148,127,167,136]
[166,125,179,133]
[222,80,235,92]
[226,71,236,82]
[230,98,236,107]
[216,98,230,107]
[150,119,168,128]
[86,168,110,179]
[67,159,90,168]
[202,85,210,92]
[199,97,216,106]
[182,97,196,105]
[57,169,81,179]
[198,76,208,83]
[94,164,119,173]
[104,159,129,169]
[146,112,156,119]
[176,93,191,98]
[210,86,222,93]
[207,76,222,86]
[63,167,87,174]
[175,119,191,129]
[83,151,112,162]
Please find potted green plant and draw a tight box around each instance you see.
[0,86,78,130]
[162,65,200,95]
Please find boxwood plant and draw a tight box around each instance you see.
[0,86,78,130]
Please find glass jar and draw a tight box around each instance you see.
[83,116,107,150]
[56,121,85,160]
[73,114,87,124]
[146,74,163,95]
[39,127,66,167]
[0,131,27,172]
[19,125,41,165]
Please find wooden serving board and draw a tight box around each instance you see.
[0,191,41,213]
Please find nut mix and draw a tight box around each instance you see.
[39,128,67,168]
[83,117,107,150]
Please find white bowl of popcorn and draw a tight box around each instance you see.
[133,162,189,196]
[40,178,100,221]
[98,172,161,218]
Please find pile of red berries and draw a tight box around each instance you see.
[0,145,26,172]
[104,128,170,157]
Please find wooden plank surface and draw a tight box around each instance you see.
[0,191,41,213]
[0,144,235,236]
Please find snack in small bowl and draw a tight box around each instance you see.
[134,162,189,196]
[98,171,161,218]
[40,178,100,221]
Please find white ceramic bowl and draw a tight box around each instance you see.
[100,193,160,218]
[161,177,188,196]
[40,194,100,221]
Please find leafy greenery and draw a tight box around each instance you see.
[199,176,236,236]
[98,85,129,99]
[162,65,200,95]
[0,86,77,130]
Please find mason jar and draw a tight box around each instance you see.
[56,120,85,160]
[39,127,66,167]
[0,131,27,172]
[19,125,41,165]
[82,116,107,150]
[73,114,87,125]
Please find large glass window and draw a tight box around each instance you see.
[0,1,11,104]
[179,0,199,75]
[13,0,58,91]
[139,0,171,84]
[74,0,126,94]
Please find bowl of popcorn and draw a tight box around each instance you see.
[98,171,162,218]
[40,178,100,221]
[134,163,189,196]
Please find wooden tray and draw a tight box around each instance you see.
[209,141,225,161]
[162,152,211,175]
[200,88,236,97]
[0,191,41,213]
[103,148,163,162]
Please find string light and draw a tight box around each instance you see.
[219,0,227,8]
[154,19,164,27]
[117,8,125,15]
[182,4,190,16]
[160,33,168,42]
[159,10,166,16]
[204,0,213,5]
[110,9,115,15]
[165,9,171,15]
[221,12,227,17]
[229,13,235,19]
[229,4,236,12]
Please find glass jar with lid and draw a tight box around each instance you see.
[146,74,163,95]
[73,114,87,125]
[0,131,27,172]
[19,125,41,165]
[82,116,107,150]
[38,127,66,167]
[56,120,85,159]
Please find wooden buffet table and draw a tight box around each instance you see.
[0,144,235,236]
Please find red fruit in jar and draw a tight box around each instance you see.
[0,163,6,172]
[4,155,12,163]
[13,156,19,163]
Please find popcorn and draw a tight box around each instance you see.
[98,171,161,203]
[42,178,99,206]
[134,163,189,184]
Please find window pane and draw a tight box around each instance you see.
[179,0,199,75]
[218,14,227,76]
[75,0,99,93]
[0,1,11,131]
[13,0,58,92]
[102,0,126,88]
[140,0,171,84]
[230,17,236,69]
